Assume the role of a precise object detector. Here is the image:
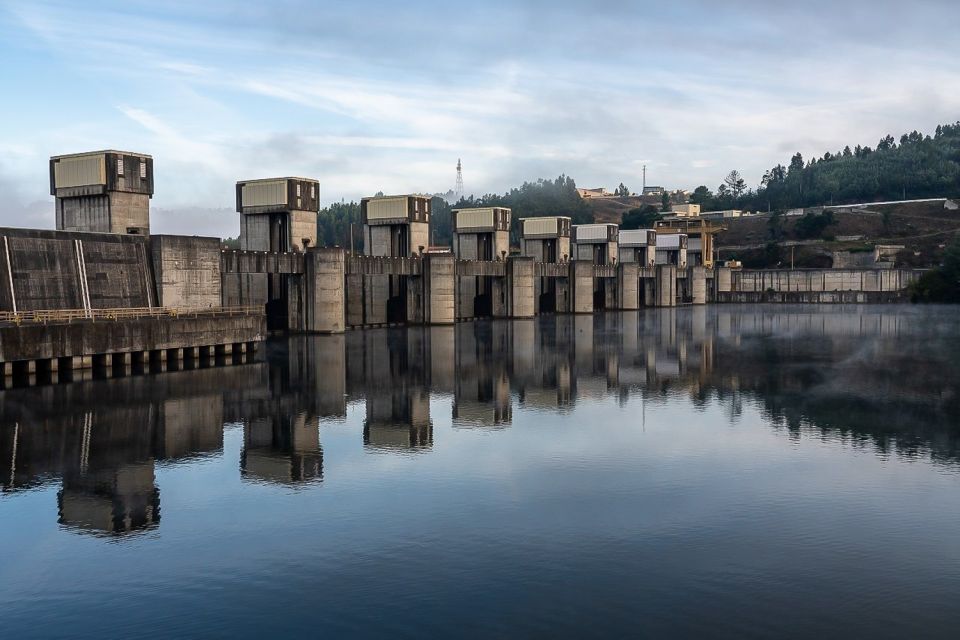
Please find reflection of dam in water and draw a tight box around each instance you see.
[2,305,959,536]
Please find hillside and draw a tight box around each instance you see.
[714,200,960,268]
[586,195,664,224]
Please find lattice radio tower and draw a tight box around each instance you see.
[455,158,464,199]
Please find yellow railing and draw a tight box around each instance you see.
[0,305,263,326]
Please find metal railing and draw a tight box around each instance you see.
[0,305,263,326]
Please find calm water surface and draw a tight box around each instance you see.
[1,305,959,638]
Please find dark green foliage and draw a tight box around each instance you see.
[621,205,662,229]
[690,185,713,206]
[767,211,785,242]
[317,175,592,249]
[910,237,960,303]
[763,241,782,267]
[429,197,453,247]
[743,122,960,210]
[436,175,591,246]
[317,200,361,251]
[793,210,837,239]
[660,192,671,212]
[615,182,630,197]
[222,236,240,249]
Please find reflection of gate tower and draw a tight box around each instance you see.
[359,328,433,450]
[241,412,323,485]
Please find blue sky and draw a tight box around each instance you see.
[0,0,958,236]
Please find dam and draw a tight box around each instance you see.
[0,150,924,386]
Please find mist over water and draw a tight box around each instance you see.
[1,305,959,638]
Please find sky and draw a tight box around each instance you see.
[0,0,958,237]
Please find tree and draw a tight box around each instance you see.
[689,185,713,206]
[789,153,804,173]
[621,205,662,229]
[660,191,671,212]
[881,209,893,235]
[767,210,785,242]
[910,236,960,302]
[723,170,747,199]
[794,210,837,239]
[716,184,730,202]
[738,121,960,214]
[615,182,630,197]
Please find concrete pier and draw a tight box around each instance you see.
[617,263,640,310]
[571,261,595,314]
[423,254,455,325]
[506,257,535,318]
[691,267,707,305]
[304,248,346,333]
[656,265,678,307]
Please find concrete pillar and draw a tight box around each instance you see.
[423,254,455,325]
[490,275,506,317]
[555,276,571,313]
[617,263,639,310]
[656,265,677,307]
[691,266,707,305]
[571,261,594,313]
[716,266,732,300]
[641,276,655,307]
[507,256,535,318]
[457,274,478,319]
[305,247,346,334]
[346,272,365,327]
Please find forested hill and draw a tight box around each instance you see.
[317,175,591,249]
[317,122,960,249]
[695,122,960,212]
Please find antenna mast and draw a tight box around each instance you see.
[455,158,464,200]
[642,164,647,192]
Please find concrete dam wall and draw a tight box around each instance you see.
[715,268,923,303]
[0,228,154,312]
[0,228,225,313]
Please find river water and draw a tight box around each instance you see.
[1,305,959,638]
